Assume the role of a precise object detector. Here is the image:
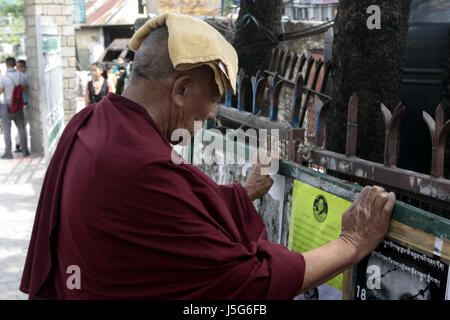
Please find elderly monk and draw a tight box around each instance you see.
[20,13,395,299]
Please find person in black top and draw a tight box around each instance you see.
[85,62,115,105]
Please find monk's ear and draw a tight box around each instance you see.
[171,75,193,108]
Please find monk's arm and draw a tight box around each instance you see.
[299,238,357,293]
[297,186,396,295]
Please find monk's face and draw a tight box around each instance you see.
[171,67,220,137]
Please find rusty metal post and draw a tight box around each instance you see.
[291,74,304,127]
[288,128,305,163]
[298,54,307,75]
[423,103,450,178]
[319,61,332,94]
[268,74,284,121]
[345,94,359,157]
[304,56,315,86]
[288,53,300,80]
[225,86,233,108]
[251,71,267,115]
[277,50,287,74]
[316,100,332,148]
[380,103,405,166]
[281,52,293,78]
[237,69,248,112]
[299,59,324,128]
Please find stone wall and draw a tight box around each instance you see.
[280,21,326,58]
[24,0,77,155]
[277,21,326,125]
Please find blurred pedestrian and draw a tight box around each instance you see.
[85,62,115,106]
[0,57,29,159]
[114,57,128,95]
[14,59,28,153]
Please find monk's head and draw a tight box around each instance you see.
[127,26,220,140]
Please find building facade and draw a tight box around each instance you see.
[24,0,77,157]
[283,0,339,21]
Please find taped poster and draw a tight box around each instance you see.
[267,174,286,244]
[288,180,352,300]
[355,238,449,300]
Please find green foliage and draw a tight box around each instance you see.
[0,0,24,18]
[0,0,24,45]
[224,0,235,16]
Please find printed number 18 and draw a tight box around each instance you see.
[356,285,366,300]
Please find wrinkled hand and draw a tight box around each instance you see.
[243,150,277,201]
[340,186,396,261]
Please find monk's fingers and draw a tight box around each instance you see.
[257,148,275,167]
[353,186,371,207]
[380,192,396,228]
[264,175,274,188]
[360,185,386,210]
[373,191,390,222]
[250,150,266,168]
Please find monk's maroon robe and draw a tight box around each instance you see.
[20,93,305,299]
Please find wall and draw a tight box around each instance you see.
[273,21,326,125]
[24,0,78,155]
[280,21,326,57]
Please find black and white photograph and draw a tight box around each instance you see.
[355,239,449,300]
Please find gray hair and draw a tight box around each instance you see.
[131,25,176,82]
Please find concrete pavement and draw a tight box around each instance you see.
[0,97,92,300]
[0,125,47,300]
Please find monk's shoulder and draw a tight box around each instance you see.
[134,159,218,193]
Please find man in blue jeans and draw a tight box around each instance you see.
[0,57,29,159]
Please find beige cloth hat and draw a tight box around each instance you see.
[129,13,238,95]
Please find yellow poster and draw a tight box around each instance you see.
[288,180,352,291]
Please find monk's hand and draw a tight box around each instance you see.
[339,186,396,262]
[243,150,277,201]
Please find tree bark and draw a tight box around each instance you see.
[326,0,411,163]
[233,0,283,76]
[442,30,450,179]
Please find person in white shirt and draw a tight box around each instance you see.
[0,57,29,159]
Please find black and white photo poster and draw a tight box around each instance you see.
[354,238,449,300]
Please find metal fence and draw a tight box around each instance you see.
[217,48,450,219]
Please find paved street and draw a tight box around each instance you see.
[0,125,47,300]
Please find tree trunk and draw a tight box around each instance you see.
[442,30,450,179]
[326,0,411,163]
[233,0,283,76]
